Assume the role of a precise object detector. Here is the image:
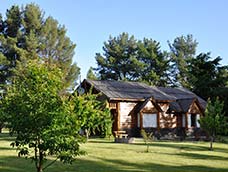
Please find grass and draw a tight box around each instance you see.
[0,133,228,172]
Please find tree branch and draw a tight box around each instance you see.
[42,158,59,171]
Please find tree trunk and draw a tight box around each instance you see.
[85,129,90,142]
[0,122,4,133]
[36,145,44,172]
[146,144,149,153]
[37,166,43,172]
[209,136,213,151]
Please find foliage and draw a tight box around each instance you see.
[168,35,228,115]
[0,60,85,172]
[137,38,170,86]
[71,93,112,140]
[95,32,170,86]
[187,53,228,114]
[199,98,228,150]
[86,67,98,80]
[141,129,154,152]
[0,3,80,89]
[95,32,138,81]
[188,53,228,97]
[168,34,198,87]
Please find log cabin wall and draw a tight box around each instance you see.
[158,103,177,128]
[119,102,137,130]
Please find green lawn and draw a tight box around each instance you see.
[0,133,228,172]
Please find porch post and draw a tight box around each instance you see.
[117,102,120,131]
[140,112,143,129]
[185,113,188,130]
[157,112,160,130]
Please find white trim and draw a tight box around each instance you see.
[187,114,191,128]
[196,114,200,128]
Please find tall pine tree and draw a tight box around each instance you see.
[95,32,140,81]
[137,38,170,86]
[168,34,198,87]
[95,32,169,86]
[0,3,80,89]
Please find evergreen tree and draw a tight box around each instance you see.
[86,67,98,80]
[168,34,198,87]
[137,38,170,86]
[95,32,140,81]
[95,33,169,86]
[187,53,228,115]
[0,3,80,89]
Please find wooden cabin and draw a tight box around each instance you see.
[79,79,207,139]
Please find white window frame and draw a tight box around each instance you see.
[187,114,191,128]
[196,114,200,128]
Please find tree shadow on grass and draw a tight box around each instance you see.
[96,157,228,172]
[0,133,15,142]
[1,155,228,172]
[0,156,122,172]
[0,147,15,151]
[175,152,228,161]
[133,141,228,153]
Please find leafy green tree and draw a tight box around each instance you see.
[0,3,79,89]
[72,92,112,140]
[0,60,84,172]
[95,32,169,86]
[141,129,154,153]
[168,34,198,87]
[199,98,228,150]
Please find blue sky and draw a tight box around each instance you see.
[1,0,228,79]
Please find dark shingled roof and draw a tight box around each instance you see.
[83,79,207,110]
[84,79,174,101]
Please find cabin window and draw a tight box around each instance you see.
[142,113,157,128]
[187,114,200,128]
[191,114,196,127]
